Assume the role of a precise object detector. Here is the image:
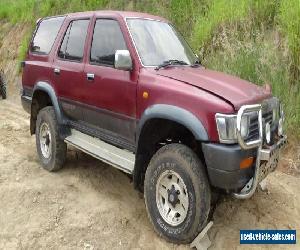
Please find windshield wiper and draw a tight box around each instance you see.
[155,59,188,70]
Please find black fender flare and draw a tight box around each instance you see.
[32,81,65,124]
[137,104,209,143]
[133,104,209,190]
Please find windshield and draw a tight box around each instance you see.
[127,19,197,67]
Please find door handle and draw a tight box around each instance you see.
[87,73,95,81]
[54,68,60,75]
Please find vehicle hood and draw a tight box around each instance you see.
[154,67,272,110]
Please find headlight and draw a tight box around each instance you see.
[215,113,250,143]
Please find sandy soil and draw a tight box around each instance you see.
[0,21,299,250]
[0,98,299,250]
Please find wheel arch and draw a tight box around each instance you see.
[31,81,65,135]
[133,104,209,191]
[137,104,208,143]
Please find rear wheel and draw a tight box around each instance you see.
[36,106,67,171]
[0,72,7,99]
[144,143,211,244]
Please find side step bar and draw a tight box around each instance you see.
[64,129,135,174]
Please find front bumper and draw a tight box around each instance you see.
[203,135,287,194]
[205,102,287,198]
[233,135,287,199]
[202,143,256,191]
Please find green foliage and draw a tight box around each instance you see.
[278,0,300,84]
[190,0,281,53]
[251,0,279,26]
[168,0,207,38]
[191,0,250,49]
[0,0,110,23]
[203,30,299,133]
[0,0,299,135]
[18,32,32,72]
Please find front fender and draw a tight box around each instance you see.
[137,104,209,142]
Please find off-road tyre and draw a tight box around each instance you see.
[0,73,7,99]
[36,106,67,171]
[144,143,211,244]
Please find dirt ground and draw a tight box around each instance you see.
[0,96,300,250]
[0,22,299,250]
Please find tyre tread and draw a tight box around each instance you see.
[144,143,211,244]
[36,106,66,171]
[0,74,7,100]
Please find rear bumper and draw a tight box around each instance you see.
[21,95,31,114]
[202,143,256,191]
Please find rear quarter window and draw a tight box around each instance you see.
[31,16,65,54]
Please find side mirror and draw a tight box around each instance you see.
[115,50,132,71]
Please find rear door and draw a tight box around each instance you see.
[82,18,137,148]
[52,18,90,121]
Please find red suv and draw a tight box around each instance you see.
[21,11,287,243]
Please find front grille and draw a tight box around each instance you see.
[246,110,273,142]
[242,98,280,145]
[264,111,273,124]
[247,116,259,141]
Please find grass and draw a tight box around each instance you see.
[204,29,300,134]
[0,0,299,136]
[278,0,300,85]
[191,0,250,50]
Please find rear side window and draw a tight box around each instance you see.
[31,16,65,54]
[58,19,90,61]
[90,19,127,66]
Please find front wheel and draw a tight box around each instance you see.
[144,143,211,244]
[36,106,67,171]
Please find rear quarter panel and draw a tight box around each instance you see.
[22,17,67,93]
[22,53,53,91]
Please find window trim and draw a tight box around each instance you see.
[89,18,129,68]
[57,18,91,63]
[30,16,66,56]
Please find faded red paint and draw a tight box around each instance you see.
[22,11,273,143]
[154,67,272,110]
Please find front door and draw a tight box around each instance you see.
[82,18,137,148]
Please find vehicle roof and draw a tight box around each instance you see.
[63,10,169,22]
